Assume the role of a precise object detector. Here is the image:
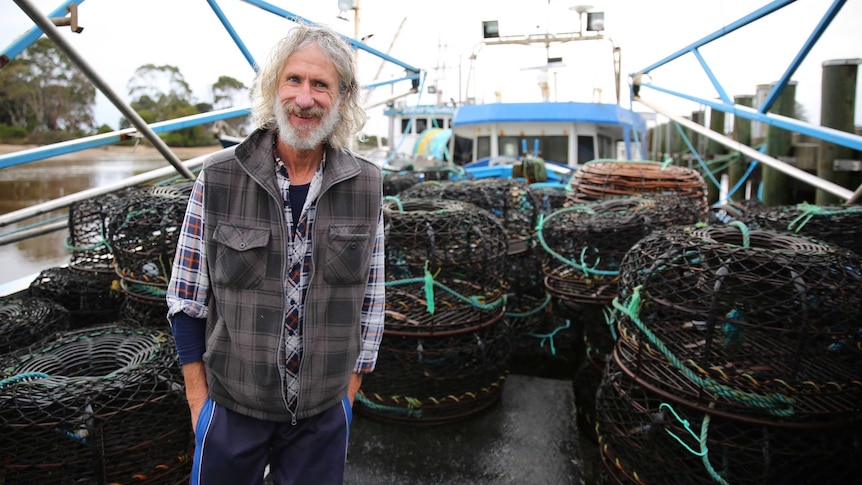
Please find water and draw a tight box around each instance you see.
[0,145,214,289]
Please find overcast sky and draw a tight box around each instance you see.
[2,0,861,135]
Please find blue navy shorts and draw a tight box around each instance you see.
[190,396,352,485]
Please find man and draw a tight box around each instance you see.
[166,22,385,484]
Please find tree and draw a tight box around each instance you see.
[0,37,96,141]
[212,75,247,110]
[125,64,214,146]
[127,64,194,122]
[211,75,250,135]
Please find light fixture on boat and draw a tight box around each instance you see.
[482,20,500,39]
[587,12,605,32]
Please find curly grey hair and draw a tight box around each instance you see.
[250,22,366,148]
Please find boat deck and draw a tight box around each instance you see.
[344,374,599,484]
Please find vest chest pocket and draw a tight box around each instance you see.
[212,223,270,289]
[324,225,371,285]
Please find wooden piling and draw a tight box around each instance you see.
[729,95,754,201]
[817,59,860,205]
[761,82,796,206]
[707,107,726,204]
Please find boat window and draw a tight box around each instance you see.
[477,136,491,159]
[432,118,446,129]
[499,136,520,157]
[415,118,428,133]
[577,135,595,164]
[541,136,567,163]
[512,136,567,163]
[598,135,613,159]
[401,119,413,134]
[453,135,473,165]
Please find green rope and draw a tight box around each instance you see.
[0,372,49,387]
[614,286,795,415]
[385,273,506,314]
[535,208,619,277]
[424,261,435,314]
[506,293,551,318]
[603,304,618,342]
[383,195,404,211]
[787,202,862,233]
[658,402,706,457]
[659,402,730,485]
[355,393,423,417]
[726,221,751,248]
[526,318,571,355]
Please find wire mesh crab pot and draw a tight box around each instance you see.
[538,198,657,307]
[0,296,70,355]
[595,361,862,485]
[509,298,582,379]
[398,178,539,255]
[740,202,862,257]
[503,250,550,336]
[357,313,512,425]
[67,187,137,272]
[27,266,124,327]
[565,160,709,217]
[612,224,862,425]
[107,182,194,288]
[358,199,511,424]
[0,326,192,484]
[528,183,570,216]
[117,281,170,329]
[383,172,422,196]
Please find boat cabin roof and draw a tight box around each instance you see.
[452,102,646,132]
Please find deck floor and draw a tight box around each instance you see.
[344,374,600,484]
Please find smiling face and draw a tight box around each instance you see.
[274,43,342,151]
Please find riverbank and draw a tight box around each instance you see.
[0,143,221,161]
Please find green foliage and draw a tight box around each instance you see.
[0,38,96,141]
[0,123,28,142]
[0,42,246,147]
[212,75,248,110]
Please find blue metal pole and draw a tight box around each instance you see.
[206,0,259,71]
[759,0,846,113]
[12,0,195,179]
[1,0,86,67]
[0,107,250,169]
[632,0,797,77]
[238,0,422,77]
[637,82,862,153]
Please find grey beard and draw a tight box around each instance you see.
[274,98,341,150]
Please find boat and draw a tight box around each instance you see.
[2,1,862,484]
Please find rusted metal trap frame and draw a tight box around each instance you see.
[740,201,862,257]
[528,183,570,216]
[537,201,653,307]
[27,266,124,326]
[397,178,540,249]
[384,198,509,297]
[106,182,194,288]
[707,199,766,225]
[0,326,191,484]
[382,171,422,196]
[612,224,862,424]
[358,285,510,425]
[565,160,709,217]
[67,187,137,273]
[503,245,551,335]
[118,279,170,329]
[0,296,70,355]
[595,361,862,485]
[509,300,583,378]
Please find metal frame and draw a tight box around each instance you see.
[630,0,861,203]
